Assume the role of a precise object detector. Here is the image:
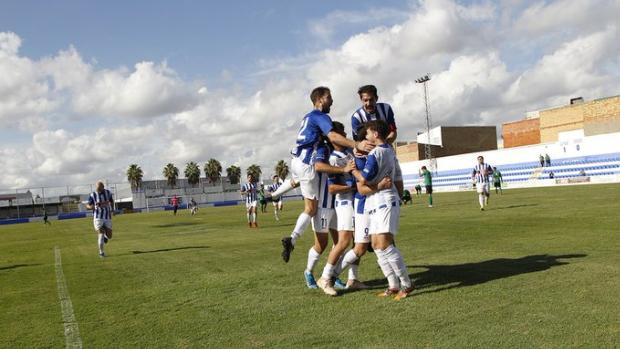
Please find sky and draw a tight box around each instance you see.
[1,0,620,189]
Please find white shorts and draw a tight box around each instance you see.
[368,203,399,236]
[354,211,370,244]
[291,157,318,199]
[335,201,354,232]
[311,208,336,233]
[246,201,257,209]
[476,183,490,194]
[93,218,112,232]
[272,199,282,207]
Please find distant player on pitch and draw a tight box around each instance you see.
[86,181,114,258]
[472,156,494,210]
[419,166,433,207]
[241,174,259,228]
[268,175,283,221]
[493,167,503,195]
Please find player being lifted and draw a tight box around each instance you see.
[276,86,373,263]
[267,175,283,221]
[241,174,259,228]
[472,156,494,210]
[86,181,114,258]
[351,120,414,300]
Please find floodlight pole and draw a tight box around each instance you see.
[416,74,433,171]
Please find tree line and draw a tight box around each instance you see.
[126,159,290,191]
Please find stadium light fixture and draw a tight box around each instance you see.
[415,74,434,172]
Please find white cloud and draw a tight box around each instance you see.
[2,0,620,189]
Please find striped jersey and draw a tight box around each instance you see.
[361,144,399,210]
[472,163,493,183]
[351,103,397,141]
[268,181,283,201]
[354,156,367,214]
[328,149,355,204]
[291,110,334,164]
[241,182,258,204]
[88,189,114,220]
[315,144,335,209]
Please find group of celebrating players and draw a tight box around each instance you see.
[258,85,415,299]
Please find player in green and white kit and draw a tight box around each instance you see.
[493,167,503,194]
[419,166,433,207]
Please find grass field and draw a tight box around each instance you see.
[1,184,619,348]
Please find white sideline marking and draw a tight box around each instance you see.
[54,247,83,349]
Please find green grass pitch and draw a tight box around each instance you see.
[1,184,619,348]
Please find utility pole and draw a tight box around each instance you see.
[415,74,434,172]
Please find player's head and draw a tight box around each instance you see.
[365,120,389,143]
[310,86,332,113]
[332,121,346,137]
[247,173,254,182]
[493,167,497,170]
[95,180,104,192]
[421,166,427,171]
[477,155,484,164]
[358,85,378,114]
[272,175,279,183]
[356,124,368,142]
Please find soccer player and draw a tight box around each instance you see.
[493,167,503,195]
[351,85,404,197]
[86,181,114,258]
[43,209,51,225]
[279,86,373,263]
[415,184,422,196]
[316,121,363,295]
[241,174,259,228]
[190,198,198,215]
[420,166,433,207]
[472,156,494,210]
[351,120,414,300]
[258,184,267,213]
[401,189,412,205]
[171,195,179,216]
[268,175,283,221]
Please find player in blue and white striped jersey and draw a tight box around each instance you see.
[352,120,414,300]
[86,181,114,258]
[280,86,373,264]
[472,156,494,210]
[241,174,259,228]
[267,175,283,221]
[351,85,397,143]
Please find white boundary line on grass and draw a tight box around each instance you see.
[54,246,83,349]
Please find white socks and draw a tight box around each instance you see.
[348,264,359,281]
[247,212,251,223]
[306,247,321,274]
[291,212,312,245]
[383,244,412,288]
[271,179,295,199]
[98,233,105,254]
[375,248,399,289]
[251,212,256,223]
[337,249,359,278]
[321,263,335,279]
[479,194,485,208]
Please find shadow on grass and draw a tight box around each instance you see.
[0,264,41,271]
[491,203,539,210]
[358,254,586,295]
[152,222,201,228]
[132,246,209,254]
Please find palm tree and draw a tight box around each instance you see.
[126,164,143,191]
[163,163,179,188]
[185,161,201,186]
[226,165,241,185]
[275,160,289,180]
[204,158,222,183]
[246,164,262,182]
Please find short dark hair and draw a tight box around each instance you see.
[421,166,427,170]
[358,85,378,97]
[355,124,367,141]
[332,121,345,135]
[311,86,330,104]
[366,120,389,140]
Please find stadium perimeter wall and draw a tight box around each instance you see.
[400,131,620,192]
